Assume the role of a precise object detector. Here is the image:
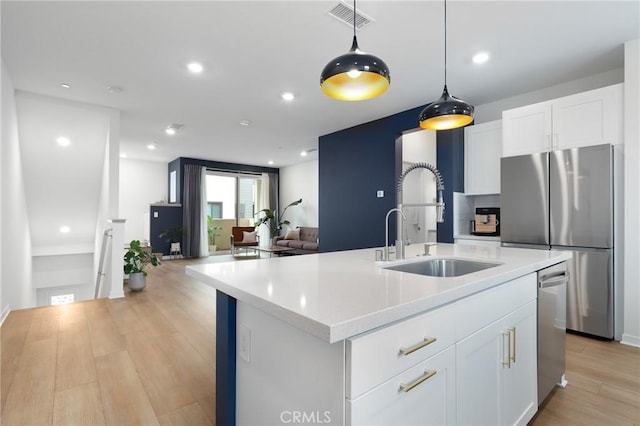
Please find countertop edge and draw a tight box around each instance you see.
[186,250,571,344]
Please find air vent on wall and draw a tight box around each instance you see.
[326,1,374,31]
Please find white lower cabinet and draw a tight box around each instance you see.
[347,273,538,426]
[456,300,537,426]
[348,345,456,425]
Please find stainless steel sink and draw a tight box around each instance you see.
[383,257,502,277]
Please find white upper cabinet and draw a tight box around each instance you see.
[464,120,502,195]
[502,103,551,157]
[502,84,623,157]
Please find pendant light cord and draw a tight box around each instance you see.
[444,0,447,86]
[353,0,357,39]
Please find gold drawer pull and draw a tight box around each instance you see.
[399,337,437,356]
[400,370,437,393]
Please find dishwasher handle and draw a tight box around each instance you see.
[538,273,570,288]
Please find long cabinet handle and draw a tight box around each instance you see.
[399,337,437,356]
[510,327,516,364]
[502,327,517,368]
[502,330,511,368]
[399,370,437,393]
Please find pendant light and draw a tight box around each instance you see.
[419,0,474,130]
[320,0,390,101]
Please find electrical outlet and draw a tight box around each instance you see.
[238,324,251,363]
[377,190,384,198]
[153,211,158,218]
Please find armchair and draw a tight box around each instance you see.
[230,226,259,256]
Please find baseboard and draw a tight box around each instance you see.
[620,333,640,348]
[0,304,11,326]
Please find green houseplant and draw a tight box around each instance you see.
[207,215,222,253]
[254,198,302,239]
[124,239,161,291]
[159,226,183,243]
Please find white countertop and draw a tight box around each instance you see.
[186,244,570,343]
[454,233,501,241]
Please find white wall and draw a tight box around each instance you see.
[1,60,34,313]
[279,160,318,228]
[119,158,168,244]
[623,39,640,347]
[402,130,438,243]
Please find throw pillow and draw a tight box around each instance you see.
[241,231,257,243]
[284,229,300,240]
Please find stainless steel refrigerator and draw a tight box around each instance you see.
[501,144,614,339]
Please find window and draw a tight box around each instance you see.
[207,202,223,219]
[205,173,262,225]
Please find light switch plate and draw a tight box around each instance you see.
[377,190,384,198]
[153,211,158,218]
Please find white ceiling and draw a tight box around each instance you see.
[2,1,639,168]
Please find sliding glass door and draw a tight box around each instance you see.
[205,172,263,252]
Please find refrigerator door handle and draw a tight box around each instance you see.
[539,273,570,288]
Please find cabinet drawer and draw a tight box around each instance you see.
[347,303,455,398]
[347,345,456,426]
[456,272,536,340]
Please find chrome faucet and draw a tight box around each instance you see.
[385,208,406,261]
[395,162,445,260]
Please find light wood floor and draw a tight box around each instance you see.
[1,256,639,425]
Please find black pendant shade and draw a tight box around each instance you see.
[419,85,474,130]
[320,36,390,101]
[320,0,390,101]
[419,0,474,130]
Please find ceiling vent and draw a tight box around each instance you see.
[326,1,374,31]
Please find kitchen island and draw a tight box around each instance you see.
[186,243,571,426]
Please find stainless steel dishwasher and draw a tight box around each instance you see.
[537,261,569,405]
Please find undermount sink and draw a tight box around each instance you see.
[383,257,502,278]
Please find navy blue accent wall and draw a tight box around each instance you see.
[216,291,237,426]
[149,205,183,255]
[319,106,466,252]
[436,128,465,243]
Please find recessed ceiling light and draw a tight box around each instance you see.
[472,52,490,64]
[300,150,308,157]
[120,153,128,158]
[281,92,295,101]
[59,226,70,233]
[239,120,251,126]
[60,83,71,89]
[147,143,157,150]
[107,85,123,94]
[268,160,274,165]
[187,62,204,73]
[56,137,71,147]
[165,123,184,135]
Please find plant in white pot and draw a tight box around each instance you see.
[124,239,161,291]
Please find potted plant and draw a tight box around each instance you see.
[159,226,183,244]
[208,215,222,254]
[254,198,302,239]
[124,239,161,291]
[159,225,183,258]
